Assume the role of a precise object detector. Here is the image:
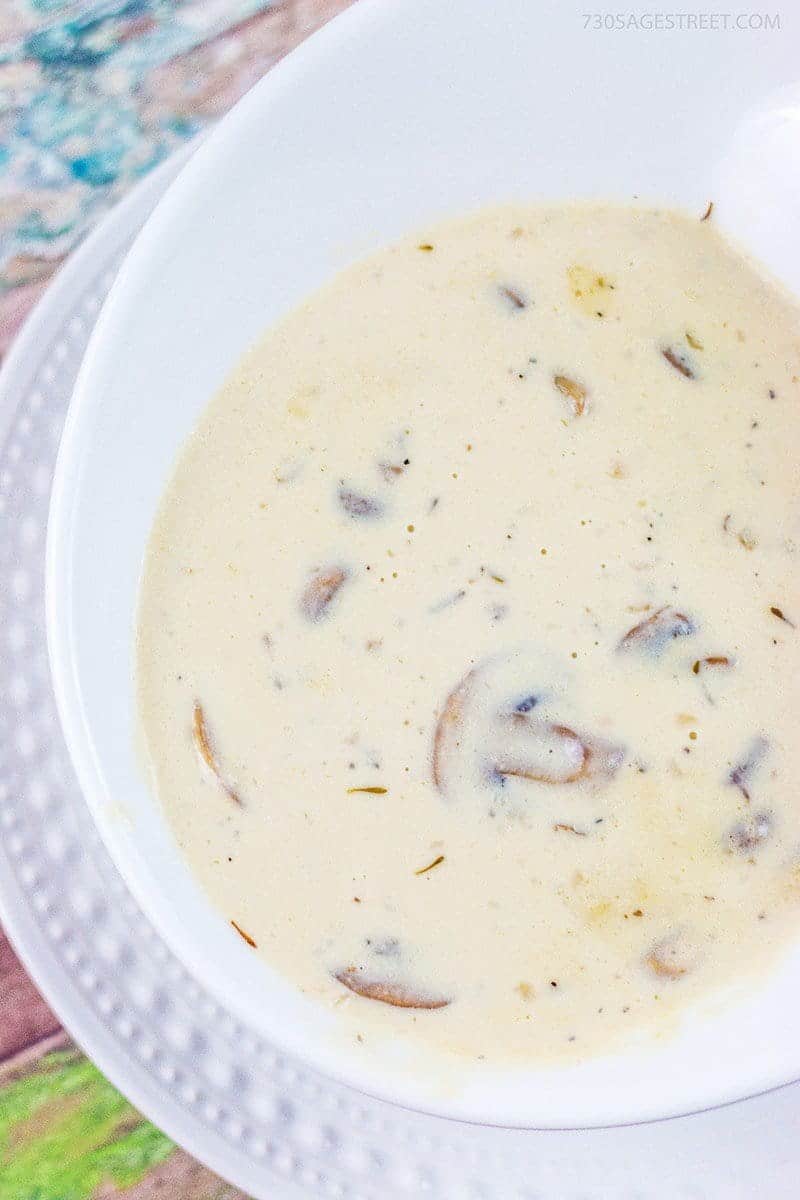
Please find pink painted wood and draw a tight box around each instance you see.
[0,2,353,1193]
[0,934,61,1063]
[0,0,353,1067]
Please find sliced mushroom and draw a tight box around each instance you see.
[662,346,696,378]
[493,719,623,786]
[618,606,695,656]
[727,811,773,853]
[378,461,405,482]
[432,666,476,793]
[692,655,733,675]
[432,652,624,805]
[375,431,410,483]
[692,656,734,705]
[553,373,588,416]
[333,967,451,1010]
[498,284,528,310]
[338,486,384,519]
[722,513,758,552]
[728,737,769,801]
[192,703,241,805]
[429,588,467,614]
[299,565,349,622]
[645,931,698,979]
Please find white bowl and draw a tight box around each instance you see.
[47,0,800,1128]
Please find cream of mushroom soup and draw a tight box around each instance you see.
[136,204,800,1063]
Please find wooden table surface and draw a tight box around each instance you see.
[0,2,352,1195]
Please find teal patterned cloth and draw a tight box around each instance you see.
[0,0,279,342]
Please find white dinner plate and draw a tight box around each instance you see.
[2,123,800,1200]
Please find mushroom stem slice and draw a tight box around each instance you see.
[645,931,698,979]
[494,720,586,784]
[432,660,625,799]
[432,667,477,794]
[554,373,588,415]
[728,736,769,801]
[192,702,241,806]
[495,721,623,785]
[299,565,350,622]
[728,810,773,853]
[334,967,451,1010]
[662,346,696,378]
[618,606,695,655]
[498,284,528,310]
[338,487,384,518]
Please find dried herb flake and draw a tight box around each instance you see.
[231,920,257,947]
[770,606,795,627]
[415,854,445,875]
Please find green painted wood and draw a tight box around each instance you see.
[0,1041,249,1199]
[0,2,355,1191]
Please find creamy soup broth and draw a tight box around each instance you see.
[136,204,800,1063]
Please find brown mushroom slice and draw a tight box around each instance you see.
[334,967,451,1010]
[431,666,477,794]
[553,373,588,416]
[662,346,696,378]
[493,719,586,784]
[618,606,696,656]
[429,588,467,614]
[432,653,625,803]
[338,486,384,519]
[563,725,625,781]
[192,702,241,805]
[728,736,769,801]
[645,931,698,980]
[378,461,405,482]
[727,810,773,853]
[692,655,733,675]
[299,565,350,622]
[498,284,528,310]
[494,719,623,786]
[692,655,735,704]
